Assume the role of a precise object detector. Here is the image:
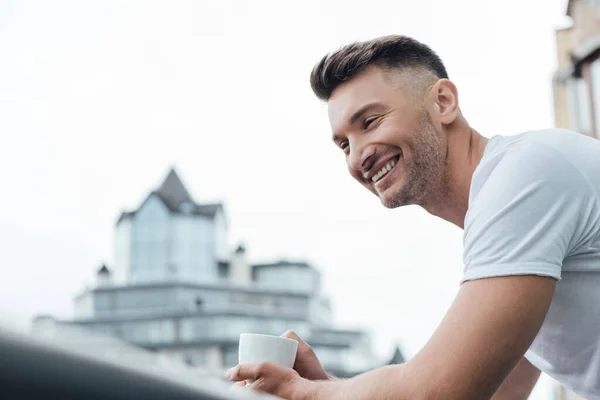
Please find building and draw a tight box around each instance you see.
[33,168,396,378]
[552,1,598,399]
[553,0,600,138]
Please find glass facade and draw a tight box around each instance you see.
[170,215,216,283]
[123,194,221,284]
[89,286,311,320]
[121,319,175,343]
[256,266,320,294]
[566,77,592,135]
[84,315,309,346]
[130,195,170,283]
[590,59,600,138]
[180,315,309,341]
[94,288,178,316]
[88,319,175,344]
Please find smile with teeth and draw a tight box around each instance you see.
[372,157,398,183]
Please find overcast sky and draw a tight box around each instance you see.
[0,0,571,397]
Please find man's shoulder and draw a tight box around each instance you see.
[478,128,595,178]
[471,128,596,205]
[486,128,600,160]
[486,128,582,157]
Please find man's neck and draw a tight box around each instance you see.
[422,124,488,229]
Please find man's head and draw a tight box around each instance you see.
[310,35,460,209]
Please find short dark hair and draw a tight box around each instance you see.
[310,35,449,101]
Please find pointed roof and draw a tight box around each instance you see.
[154,168,194,212]
[235,243,246,254]
[115,167,225,225]
[387,346,405,365]
[194,203,223,217]
[97,264,110,275]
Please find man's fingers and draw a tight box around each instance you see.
[282,330,314,359]
[226,364,252,381]
[226,362,271,382]
[282,330,314,358]
[281,329,330,381]
[231,381,247,388]
[226,361,303,397]
[281,330,307,345]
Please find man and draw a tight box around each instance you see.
[226,35,600,399]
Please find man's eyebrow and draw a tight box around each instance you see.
[332,102,385,143]
[349,102,385,126]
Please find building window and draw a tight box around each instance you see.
[566,76,592,135]
[590,59,600,138]
[222,346,238,367]
[195,297,203,308]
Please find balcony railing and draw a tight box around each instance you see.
[0,327,277,400]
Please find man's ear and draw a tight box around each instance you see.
[430,79,459,125]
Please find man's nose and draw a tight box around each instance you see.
[348,144,375,174]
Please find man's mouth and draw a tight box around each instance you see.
[371,155,400,183]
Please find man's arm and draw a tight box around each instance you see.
[227,275,554,399]
[306,275,554,400]
[491,357,541,400]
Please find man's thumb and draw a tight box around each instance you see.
[281,330,306,345]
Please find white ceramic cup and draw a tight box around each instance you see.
[238,333,298,368]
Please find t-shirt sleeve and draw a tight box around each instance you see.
[462,142,597,283]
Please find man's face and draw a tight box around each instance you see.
[328,66,447,208]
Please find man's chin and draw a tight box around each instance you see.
[377,183,412,208]
[379,193,404,209]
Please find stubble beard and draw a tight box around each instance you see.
[381,113,448,209]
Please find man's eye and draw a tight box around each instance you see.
[364,117,377,129]
[340,141,349,151]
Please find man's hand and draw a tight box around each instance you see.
[226,361,319,399]
[280,330,332,381]
[225,331,332,398]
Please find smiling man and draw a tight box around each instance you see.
[226,35,600,399]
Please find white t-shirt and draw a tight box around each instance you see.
[462,128,600,399]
